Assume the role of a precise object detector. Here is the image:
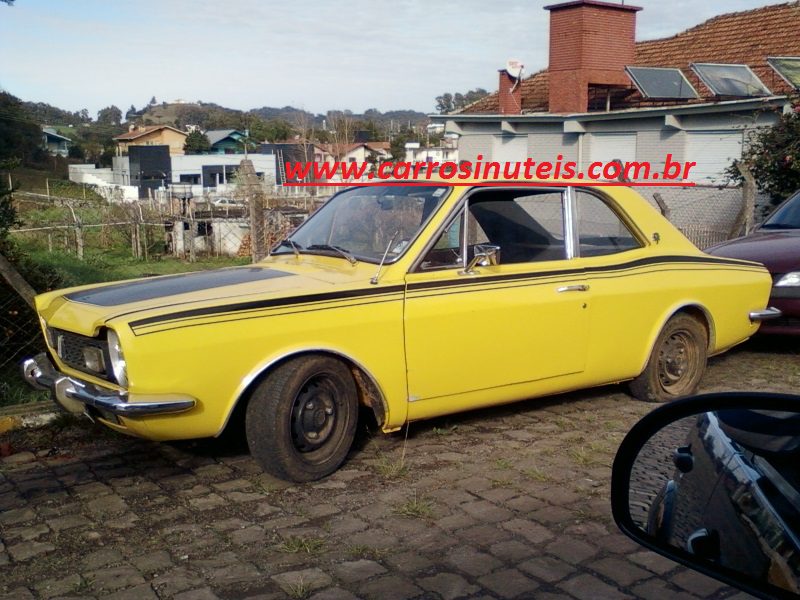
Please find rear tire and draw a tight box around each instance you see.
[629,314,707,403]
[245,355,358,482]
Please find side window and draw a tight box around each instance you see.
[468,191,566,264]
[576,191,641,257]
[420,213,464,270]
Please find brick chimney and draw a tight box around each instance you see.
[498,69,523,115]
[544,0,641,113]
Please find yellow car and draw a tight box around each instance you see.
[22,182,779,481]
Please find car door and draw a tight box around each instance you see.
[403,187,590,403]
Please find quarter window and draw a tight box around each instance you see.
[576,191,641,256]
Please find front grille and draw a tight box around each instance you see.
[52,329,111,379]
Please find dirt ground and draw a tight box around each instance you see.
[0,337,797,600]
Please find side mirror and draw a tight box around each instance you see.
[611,393,800,600]
[460,244,500,275]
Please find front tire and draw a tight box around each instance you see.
[629,314,707,403]
[245,355,358,482]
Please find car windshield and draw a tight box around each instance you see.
[273,185,450,263]
[761,191,800,229]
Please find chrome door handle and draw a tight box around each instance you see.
[557,284,589,293]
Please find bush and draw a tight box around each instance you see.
[730,99,800,203]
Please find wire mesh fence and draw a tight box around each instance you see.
[0,285,43,383]
[632,185,748,249]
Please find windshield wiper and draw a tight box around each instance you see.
[306,244,357,265]
[275,239,302,257]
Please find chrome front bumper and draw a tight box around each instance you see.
[749,307,783,322]
[21,353,196,417]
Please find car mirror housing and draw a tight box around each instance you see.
[611,392,800,600]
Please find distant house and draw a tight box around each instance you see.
[404,137,459,164]
[339,142,391,163]
[113,125,188,156]
[42,127,72,157]
[206,129,247,154]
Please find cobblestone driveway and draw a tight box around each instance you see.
[1,339,797,600]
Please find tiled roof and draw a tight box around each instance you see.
[113,125,187,141]
[460,1,800,115]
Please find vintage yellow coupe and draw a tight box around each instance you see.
[22,183,778,481]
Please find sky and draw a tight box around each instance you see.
[0,0,785,117]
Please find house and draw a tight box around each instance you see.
[113,125,188,156]
[404,136,459,164]
[337,142,391,163]
[433,1,800,186]
[73,146,276,200]
[42,127,72,157]
[206,129,247,154]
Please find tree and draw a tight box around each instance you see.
[97,105,122,126]
[435,88,489,114]
[68,144,85,160]
[0,162,20,241]
[435,93,454,114]
[149,96,157,105]
[390,128,418,161]
[729,101,800,203]
[0,93,41,164]
[327,111,355,159]
[183,130,211,154]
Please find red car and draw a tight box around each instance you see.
[707,190,800,335]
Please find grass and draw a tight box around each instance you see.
[494,458,514,470]
[19,246,248,288]
[570,446,604,467]
[431,424,458,436]
[523,467,554,483]
[286,578,311,599]
[276,536,326,555]
[393,491,434,519]
[0,374,49,409]
[375,455,409,479]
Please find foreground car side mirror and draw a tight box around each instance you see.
[611,393,800,600]
[461,244,501,275]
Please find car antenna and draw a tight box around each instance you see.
[371,230,399,285]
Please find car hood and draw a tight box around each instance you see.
[706,230,800,273]
[36,257,380,337]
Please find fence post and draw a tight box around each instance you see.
[66,203,84,260]
[0,252,37,308]
[728,163,757,238]
[738,162,756,234]
[652,193,671,220]
[190,216,197,263]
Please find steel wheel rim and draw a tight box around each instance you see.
[657,330,698,394]
[291,375,339,453]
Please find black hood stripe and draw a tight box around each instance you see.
[67,268,291,307]
[127,255,761,331]
[130,285,406,329]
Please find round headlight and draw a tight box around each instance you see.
[775,272,800,287]
[107,329,128,387]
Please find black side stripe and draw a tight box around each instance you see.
[128,255,760,330]
[407,255,761,292]
[129,285,406,329]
